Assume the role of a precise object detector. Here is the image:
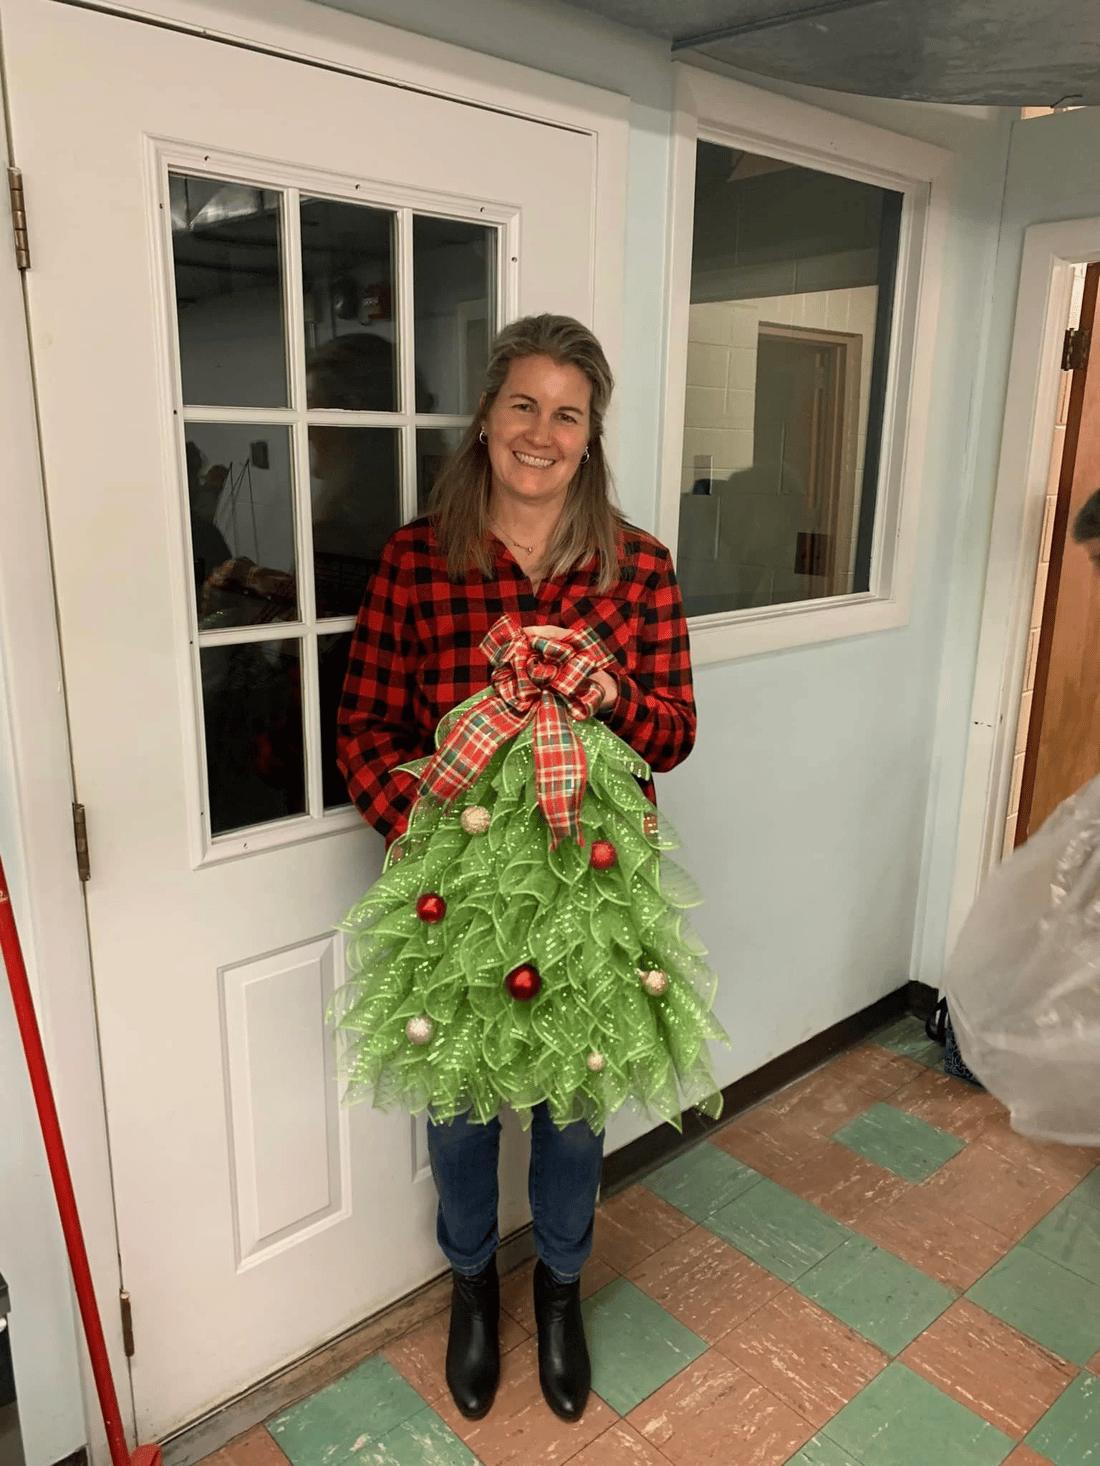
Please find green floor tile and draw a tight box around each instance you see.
[797,1235,953,1354]
[873,1016,945,1069]
[706,1177,853,1282]
[1026,1371,1100,1465]
[1070,1169,1100,1212]
[822,1362,1013,1466]
[267,1357,425,1466]
[967,1246,1100,1365]
[784,1437,864,1465]
[359,1409,476,1466]
[1022,1192,1100,1287]
[643,1140,762,1222]
[582,1276,707,1415]
[833,1103,964,1183]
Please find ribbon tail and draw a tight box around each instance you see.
[418,698,526,808]
[532,691,589,850]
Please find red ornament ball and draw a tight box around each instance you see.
[590,840,618,871]
[504,963,542,1001]
[416,893,447,924]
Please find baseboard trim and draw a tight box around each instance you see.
[601,983,910,1196]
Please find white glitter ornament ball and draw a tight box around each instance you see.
[640,969,669,996]
[586,1051,606,1073]
[405,1015,434,1045]
[461,805,492,836]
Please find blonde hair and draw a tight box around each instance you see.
[427,314,624,591]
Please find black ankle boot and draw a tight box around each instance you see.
[533,1259,590,1421]
[445,1256,500,1420]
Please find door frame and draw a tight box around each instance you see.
[0,0,628,1453]
[947,217,1100,955]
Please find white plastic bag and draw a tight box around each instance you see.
[943,771,1100,1147]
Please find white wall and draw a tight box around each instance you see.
[914,106,1100,986]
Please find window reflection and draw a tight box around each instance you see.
[186,426,298,629]
[677,143,902,618]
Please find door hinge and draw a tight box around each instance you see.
[7,168,30,271]
[1063,325,1091,372]
[72,803,90,883]
[120,1291,135,1358]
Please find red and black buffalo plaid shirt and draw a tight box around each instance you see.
[337,518,696,842]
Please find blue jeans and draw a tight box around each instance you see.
[426,1104,604,1283]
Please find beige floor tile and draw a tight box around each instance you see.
[592,1184,695,1274]
[900,1298,1077,1439]
[855,1177,1012,1291]
[627,1224,785,1343]
[715,1290,887,1428]
[222,1430,291,1466]
[627,1350,815,1466]
[890,1069,1007,1142]
[567,1421,672,1465]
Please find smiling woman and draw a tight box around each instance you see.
[334,313,712,1428]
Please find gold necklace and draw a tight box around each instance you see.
[490,519,541,557]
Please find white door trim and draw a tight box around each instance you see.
[0,111,130,1457]
[947,216,1100,955]
[0,0,627,1451]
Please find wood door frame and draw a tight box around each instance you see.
[756,322,863,596]
[0,0,628,1456]
[1015,263,1100,842]
[947,218,1100,958]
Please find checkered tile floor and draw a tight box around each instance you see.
[207,1018,1100,1466]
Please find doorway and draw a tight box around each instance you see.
[1010,262,1100,847]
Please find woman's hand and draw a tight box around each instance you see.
[526,624,618,711]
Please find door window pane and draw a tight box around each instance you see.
[301,198,397,411]
[201,639,306,835]
[413,216,495,414]
[319,629,353,811]
[310,426,400,618]
[677,142,902,619]
[416,426,465,511]
[171,174,288,408]
[186,425,297,629]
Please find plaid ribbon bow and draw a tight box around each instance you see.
[416,614,614,848]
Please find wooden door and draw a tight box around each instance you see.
[1,0,601,1435]
[1017,262,1100,839]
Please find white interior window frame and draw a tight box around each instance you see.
[946,218,1100,955]
[146,139,519,867]
[661,63,951,666]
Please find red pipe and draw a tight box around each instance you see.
[0,855,160,1466]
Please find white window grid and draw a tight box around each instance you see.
[149,143,518,864]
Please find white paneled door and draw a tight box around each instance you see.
[0,0,607,1435]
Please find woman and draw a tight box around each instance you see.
[336,315,698,1423]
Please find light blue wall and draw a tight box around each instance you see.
[327,0,1017,1091]
[914,104,1100,993]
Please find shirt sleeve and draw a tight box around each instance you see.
[336,537,425,843]
[602,548,697,772]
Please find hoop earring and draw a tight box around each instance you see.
[478,428,487,444]
[581,446,591,463]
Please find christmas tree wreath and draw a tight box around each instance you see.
[333,614,728,1133]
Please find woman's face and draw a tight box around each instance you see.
[482,354,592,509]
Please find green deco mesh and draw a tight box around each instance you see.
[332,694,729,1134]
